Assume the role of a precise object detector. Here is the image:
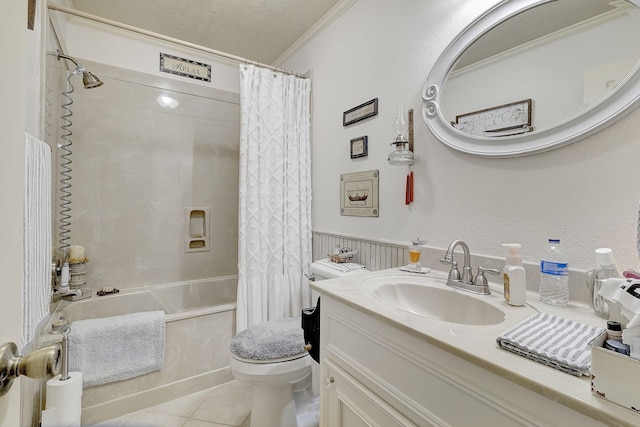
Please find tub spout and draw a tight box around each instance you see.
[52,289,91,303]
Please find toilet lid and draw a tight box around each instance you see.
[230,317,306,361]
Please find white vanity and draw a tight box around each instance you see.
[311,269,640,426]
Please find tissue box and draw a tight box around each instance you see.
[590,331,640,413]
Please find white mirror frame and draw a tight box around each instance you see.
[422,0,640,158]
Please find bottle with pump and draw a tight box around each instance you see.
[502,243,526,306]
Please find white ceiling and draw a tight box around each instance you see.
[69,0,344,64]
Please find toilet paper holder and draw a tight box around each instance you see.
[0,341,62,396]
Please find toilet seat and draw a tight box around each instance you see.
[230,317,311,384]
[231,351,309,364]
[230,317,307,362]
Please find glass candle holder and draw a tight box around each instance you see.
[408,244,422,270]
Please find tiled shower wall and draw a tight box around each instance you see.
[45,59,240,291]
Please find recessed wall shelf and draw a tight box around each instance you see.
[185,207,210,253]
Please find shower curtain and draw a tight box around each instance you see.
[237,64,312,332]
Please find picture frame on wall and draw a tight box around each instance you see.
[453,99,532,136]
[340,170,379,217]
[350,136,368,159]
[343,98,378,126]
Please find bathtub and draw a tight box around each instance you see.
[49,276,237,426]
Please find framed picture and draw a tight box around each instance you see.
[340,170,379,217]
[350,136,368,159]
[453,99,532,137]
[343,98,378,126]
[160,53,212,82]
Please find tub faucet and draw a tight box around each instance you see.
[440,239,491,295]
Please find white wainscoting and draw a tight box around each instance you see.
[312,231,410,271]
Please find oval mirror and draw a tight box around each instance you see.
[422,0,640,157]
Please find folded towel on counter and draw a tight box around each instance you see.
[314,259,366,273]
[69,310,165,387]
[496,312,604,376]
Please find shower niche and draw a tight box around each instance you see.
[185,207,210,253]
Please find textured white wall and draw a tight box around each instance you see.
[281,0,640,272]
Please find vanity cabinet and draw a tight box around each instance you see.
[319,295,608,427]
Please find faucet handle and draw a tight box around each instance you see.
[472,267,499,286]
[443,260,461,281]
[439,254,453,265]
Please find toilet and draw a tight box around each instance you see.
[230,259,367,427]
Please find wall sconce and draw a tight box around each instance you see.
[387,104,414,166]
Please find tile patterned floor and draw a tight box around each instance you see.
[89,380,252,427]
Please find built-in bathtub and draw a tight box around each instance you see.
[48,276,237,426]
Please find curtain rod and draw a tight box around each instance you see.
[47,2,308,79]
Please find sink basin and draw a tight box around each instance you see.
[373,282,505,325]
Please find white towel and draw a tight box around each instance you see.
[68,311,165,387]
[23,132,52,349]
[315,259,366,273]
[496,312,604,376]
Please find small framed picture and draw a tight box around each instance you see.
[343,98,378,126]
[350,136,368,159]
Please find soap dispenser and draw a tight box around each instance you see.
[502,243,526,306]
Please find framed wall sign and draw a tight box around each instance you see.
[340,170,379,217]
[343,98,378,126]
[453,99,532,137]
[350,136,368,159]
[160,53,212,82]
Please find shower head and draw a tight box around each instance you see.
[82,70,103,89]
[52,50,104,89]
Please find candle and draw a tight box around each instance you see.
[68,245,85,260]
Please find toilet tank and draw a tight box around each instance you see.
[309,259,367,280]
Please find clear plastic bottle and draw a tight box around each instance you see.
[539,239,569,306]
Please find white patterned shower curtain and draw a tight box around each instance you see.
[237,64,312,332]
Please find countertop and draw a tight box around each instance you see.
[310,267,640,427]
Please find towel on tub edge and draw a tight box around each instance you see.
[68,310,165,387]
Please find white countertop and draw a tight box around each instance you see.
[310,267,640,427]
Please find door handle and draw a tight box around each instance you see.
[0,342,62,396]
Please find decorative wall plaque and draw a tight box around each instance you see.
[453,99,532,137]
[160,53,211,82]
[343,98,378,126]
[350,136,368,159]
[340,170,379,217]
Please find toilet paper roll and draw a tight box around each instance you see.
[46,372,83,408]
[41,398,81,427]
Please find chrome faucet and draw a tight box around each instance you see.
[440,239,495,295]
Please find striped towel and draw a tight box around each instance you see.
[496,312,604,376]
[315,259,366,273]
